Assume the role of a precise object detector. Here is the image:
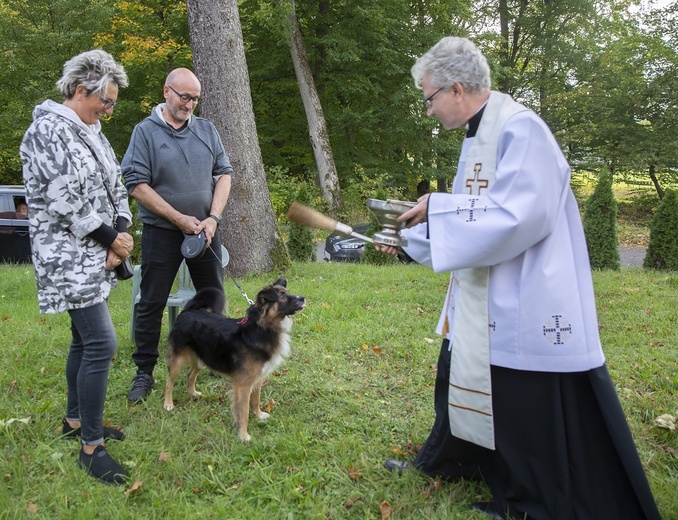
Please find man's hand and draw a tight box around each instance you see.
[398,193,430,228]
[197,217,219,245]
[375,244,400,256]
[175,214,203,235]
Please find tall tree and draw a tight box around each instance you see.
[0,0,114,183]
[281,0,343,216]
[186,0,290,276]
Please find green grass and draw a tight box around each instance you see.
[0,262,676,519]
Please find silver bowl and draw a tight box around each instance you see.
[367,198,416,247]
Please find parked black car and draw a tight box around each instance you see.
[0,185,31,263]
[324,224,369,262]
[323,223,414,263]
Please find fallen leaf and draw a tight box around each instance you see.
[654,413,676,431]
[424,337,434,343]
[0,417,31,427]
[407,439,417,454]
[380,500,392,519]
[348,466,362,481]
[263,399,275,413]
[124,480,143,496]
[390,448,405,456]
[372,347,382,355]
[345,496,362,508]
[158,451,170,462]
[25,503,38,513]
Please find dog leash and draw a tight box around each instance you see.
[206,244,254,306]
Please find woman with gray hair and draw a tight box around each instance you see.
[20,50,133,485]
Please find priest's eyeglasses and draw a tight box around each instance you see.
[95,92,117,109]
[167,85,201,105]
[424,87,444,108]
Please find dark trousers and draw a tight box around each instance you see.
[66,302,117,444]
[414,339,662,520]
[132,225,223,375]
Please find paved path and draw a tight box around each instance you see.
[619,247,646,268]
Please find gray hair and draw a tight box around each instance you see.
[411,37,491,94]
[56,49,128,99]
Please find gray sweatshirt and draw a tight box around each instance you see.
[121,104,233,230]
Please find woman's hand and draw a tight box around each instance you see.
[106,249,123,271]
[110,231,133,260]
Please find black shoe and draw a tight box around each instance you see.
[384,459,411,475]
[62,419,125,441]
[127,372,154,402]
[78,445,129,485]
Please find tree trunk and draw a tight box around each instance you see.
[282,0,343,217]
[648,163,664,200]
[186,0,290,277]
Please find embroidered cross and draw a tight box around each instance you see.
[488,321,496,335]
[466,163,489,195]
[543,315,572,345]
[455,198,487,222]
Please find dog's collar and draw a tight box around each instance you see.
[237,317,248,325]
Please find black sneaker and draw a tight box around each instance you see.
[127,373,154,402]
[78,445,129,485]
[62,419,125,441]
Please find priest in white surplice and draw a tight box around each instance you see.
[379,37,661,520]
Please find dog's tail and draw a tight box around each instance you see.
[183,287,227,315]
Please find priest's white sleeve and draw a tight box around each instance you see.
[427,112,571,274]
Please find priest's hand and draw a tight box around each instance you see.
[399,193,429,228]
[375,244,400,256]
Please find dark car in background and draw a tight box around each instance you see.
[323,223,414,263]
[0,185,31,263]
[324,224,369,262]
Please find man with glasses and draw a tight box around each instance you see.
[377,37,661,519]
[121,68,233,402]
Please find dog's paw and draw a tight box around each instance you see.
[239,433,251,442]
[255,411,270,421]
[188,390,202,398]
[164,402,175,411]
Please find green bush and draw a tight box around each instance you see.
[286,183,316,262]
[643,189,678,270]
[583,172,620,270]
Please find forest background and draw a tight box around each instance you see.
[0,0,676,268]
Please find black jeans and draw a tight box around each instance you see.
[132,225,223,375]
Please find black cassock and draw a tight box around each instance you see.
[411,339,663,520]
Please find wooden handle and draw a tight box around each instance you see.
[287,202,339,232]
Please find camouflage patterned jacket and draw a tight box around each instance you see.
[20,100,132,314]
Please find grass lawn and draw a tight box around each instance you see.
[0,261,676,519]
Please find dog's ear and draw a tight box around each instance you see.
[257,286,279,304]
[272,277,287,288]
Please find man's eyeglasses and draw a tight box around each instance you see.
[167,85,201,105]
[95,92,117,109]
[424,87,444,108]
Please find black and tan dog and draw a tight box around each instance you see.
[163,278,306,441]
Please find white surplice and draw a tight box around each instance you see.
[402,92,605,447]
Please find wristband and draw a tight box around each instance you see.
[208,214,221,225]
